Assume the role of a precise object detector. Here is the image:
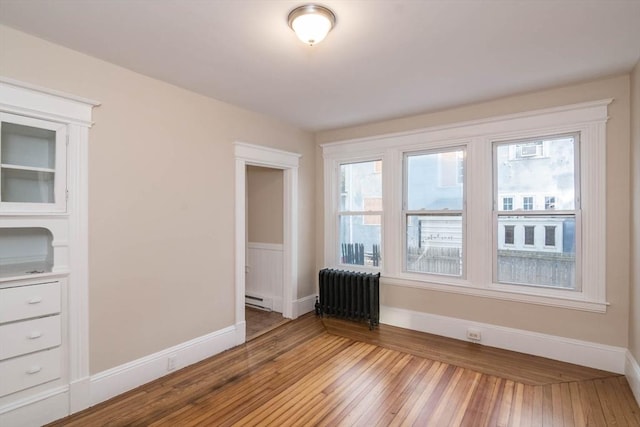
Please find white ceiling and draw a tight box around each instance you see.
[1,0,639,131]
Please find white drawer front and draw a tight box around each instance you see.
[0,282,60,323]
[0,347,61,397]
[0,315,61,360]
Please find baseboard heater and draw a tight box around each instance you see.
[245,294,273,311]
[315,268,380,330]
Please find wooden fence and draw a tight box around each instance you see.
[406,247,462,275]
[342,243,380,267]
[497,250,575,288]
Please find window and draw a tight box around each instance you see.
[504,225,515,244]
[324,99,608,312]
[503,197,513,211]
[524,226,535,245]
[545,226,556,247]
[495,134,578,289]
[405,148,465,277]
[338,160,382,267]
[438,151,464,186]
[516,141,544,158]
[545,196,556,210]
[363,198,382,225]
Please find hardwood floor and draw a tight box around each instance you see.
[48,314,640,426]
[245,306,289,341]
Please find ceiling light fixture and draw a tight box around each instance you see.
[288,4,336,46]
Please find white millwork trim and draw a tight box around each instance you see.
[322,99,611,312]
[90,324,240,406]
[0,385,68,415]
[321,99,613,153]
[381,305,627,374]
[0,77,99,126]
[0,78,98,421]
[234,142,301,334]
[626,350,640,407]
[247,242,284,251]
[246,242,284,311]
[294,294,318,318]
[67,123,91,414]
[0,388,69,427]
[68,378,90,414]
[235,321,246,345]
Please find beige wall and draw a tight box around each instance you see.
[247,166,283,244]
[316,75,632,347]
[1,22,636,373]
[0,26,315,373]
[631,62,640,361]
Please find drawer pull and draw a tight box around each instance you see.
[28,297,43,304]
[28,331,43,339]
[26,366,42,375]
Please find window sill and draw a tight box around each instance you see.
[382,275,608,313]
[335,264,381,274]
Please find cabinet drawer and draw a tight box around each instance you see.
[0,315,61,360]
[0,282,60,323]
[0,347,61,397]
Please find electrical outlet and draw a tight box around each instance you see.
[167,355,177,371]
[467,328,482,342]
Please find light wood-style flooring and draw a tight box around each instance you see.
[48,313,640,426]
[245,306,289,341]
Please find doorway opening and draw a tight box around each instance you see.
[234,142,301,344]
[245,165,288,340]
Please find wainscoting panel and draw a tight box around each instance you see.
[246,243,283,312]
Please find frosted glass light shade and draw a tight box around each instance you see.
[288,5,336,45]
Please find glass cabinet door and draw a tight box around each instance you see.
[0,113,67,212]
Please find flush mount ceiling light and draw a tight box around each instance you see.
[288,4,336,46]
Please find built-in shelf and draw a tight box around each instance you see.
[0,261,55,281]
[0,227,53,279]
[1,122,55,169]
[1,168,55,204]
[1,164,56,173]
[0,76,97,425]
[0,113,65,211]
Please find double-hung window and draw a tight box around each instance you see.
[404,148,465,277]
[337,160,382,267]
[494,134,579,290]
[323,99,608,312]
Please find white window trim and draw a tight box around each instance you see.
[403,146,467,278]
[322,99,611,312]
[324,153,386,272]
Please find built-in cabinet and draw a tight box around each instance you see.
[0,78,97,427]
[0,113,67,213]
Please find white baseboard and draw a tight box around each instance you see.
[293,294,317,318]
[236,320,246,345]
[90,324,241,406]
[0,387,68,427]
[69,377,90,413]
[625,350,640,407]
[381,305,627,374]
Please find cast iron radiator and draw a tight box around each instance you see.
[315,269,380,330]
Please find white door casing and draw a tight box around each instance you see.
[234,142,301,343]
